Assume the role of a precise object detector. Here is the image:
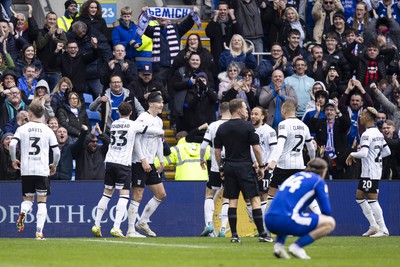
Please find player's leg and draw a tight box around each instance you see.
[308,199,321,214]
[110,189,130,238]
[356,180,379,236]
[136,182,166,237]
[92,188,114,237]
[33,176,50,240]
[289,214,336,260]
[201,186,216,236]
[367,191,389,237]
[17,177,35,233]
[127,163,146,237]
[274,235,290,259]
[127,187,145,237]
[219,196,229,237]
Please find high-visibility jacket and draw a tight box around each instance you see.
[157,138,210,181]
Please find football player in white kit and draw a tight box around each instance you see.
[266,100,319,212]
[10,103,60,240]
[199,102,231,237]
[91,102,164,238]
[346,106,391,237]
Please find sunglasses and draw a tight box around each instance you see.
[324,1,333,4]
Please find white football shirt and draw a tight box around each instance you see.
[12,121,58,176]
[255,123,277,164]
[270,117,315,169]
[106,118,151,166]
[132,112,164,164]
[203,119,228,172]
[350,127,391,180]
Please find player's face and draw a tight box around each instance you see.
[359,110,369,125]
[250,107,264,126]
[350,95,363,110]
[149,100,164,114]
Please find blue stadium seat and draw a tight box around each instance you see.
[83,93,93,109]
[86,110,101,128]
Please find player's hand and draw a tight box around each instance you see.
[141,159,151,173]
[200,159,207,170]
[257,168,265,181]
[345,155,355,166]
[156,162,164,174]
[266,161,276,171]
[49,164,57,176]
[12,160,20,170]
[219,170,224,180]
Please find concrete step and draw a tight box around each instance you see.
[164,129,175,137]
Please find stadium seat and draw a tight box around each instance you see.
[83,93,93,109]
[87,110,101,128]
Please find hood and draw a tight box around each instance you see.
[310,81,327,99]
[35,79,50,94]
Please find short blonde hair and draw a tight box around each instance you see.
[121,6,132,15]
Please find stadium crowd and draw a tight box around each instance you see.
[1,0,400,182]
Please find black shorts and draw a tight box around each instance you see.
[358,178,379,194]
[258,171,271,193]
[132,163,162,188]
[222,161,259,200]
[104,162,132,190]
[270,167,303,189]
[206,171,224,190]
[21,176,50,197]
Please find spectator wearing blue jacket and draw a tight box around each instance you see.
[218,34,256,72]
[111,6,142,61]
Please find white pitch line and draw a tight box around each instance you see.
[74,238,211,249]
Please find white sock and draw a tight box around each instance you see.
[368,200,388,232]
[220,201,229,229]
[204,197,214,226]
[127,200,140,233]
[21,200,33,214]
[246,202,253,221]
[36,203,47,234]
[308,199,321,214]
[261,200,267,229]
[139,196,162,223]
[94,194,112,226]
[356,199,379,229]
[113,195,129,230]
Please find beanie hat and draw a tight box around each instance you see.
[333,11,346,22]
[64,0,77,10]
[1,132,13,143]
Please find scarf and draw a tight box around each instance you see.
[5,99,26,122]
[347,107,361,146]
[152,25,180,64]
[270,83,286,128]
[137,7,201,36]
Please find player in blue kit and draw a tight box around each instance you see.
[265,158,336,260]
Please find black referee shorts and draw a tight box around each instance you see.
[222,161,259,200]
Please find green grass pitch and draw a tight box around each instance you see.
[1,237,399,267]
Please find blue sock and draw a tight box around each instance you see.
[276,235,287,245]
[296,234,314,247]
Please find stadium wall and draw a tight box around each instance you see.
[0,181,399,237]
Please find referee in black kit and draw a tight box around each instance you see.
[214,99,270,243]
